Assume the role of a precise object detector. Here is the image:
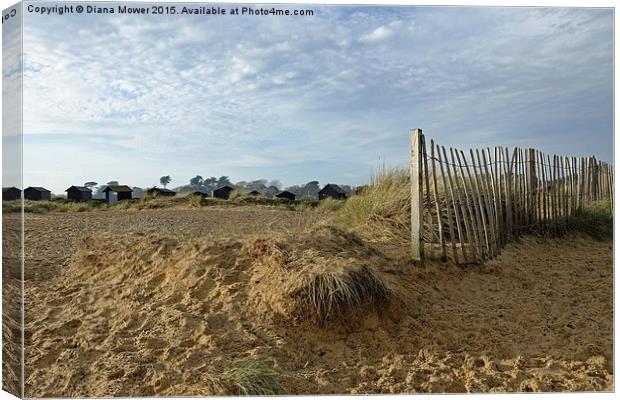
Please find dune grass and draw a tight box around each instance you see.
[333,167,410,243]
[295,264,392,325]
[568,200,613,240]
[207,356,281,396]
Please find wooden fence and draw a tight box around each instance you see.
[410,128,614,264]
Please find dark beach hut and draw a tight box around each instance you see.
[213,185,234,199]
[103,185,133,203]
[146,187,176,197]
[65,186,92,202]
[275,191,296,201]
[2,187,21,201]
[24,187,51,201]
[319,184,347,200]
[247,190,262,196]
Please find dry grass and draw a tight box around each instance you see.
[568,200,613,240]
[3,194,320,213]
[335,167,411,243]
[207,356,281,396]
[292,264,391,325]
[248,226,392,325]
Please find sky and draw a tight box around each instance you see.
[3,3,614,193]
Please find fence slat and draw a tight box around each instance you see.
[430,140,446,261]
[503,147,513,239]
[456,149,483,260]
[436,145,458,263]
[540,151,547,225]
[469,149,491,257]
[450,148,472,263]
[480,149,498,256]
[421,135,434,259]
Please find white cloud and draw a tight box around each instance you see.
[360,25,394,43]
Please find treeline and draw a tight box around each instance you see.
[175,176,355,200]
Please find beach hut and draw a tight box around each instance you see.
[103,185,133,203]
[319,184,347,200]
[213,185,234,199]
[276,191,296,201]
[24,187,51,201]
[146,187,176,197]
[65,186,92,202]
[2,187,21,201]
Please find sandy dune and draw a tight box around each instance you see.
[19,208,613,396]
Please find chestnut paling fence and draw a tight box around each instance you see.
[409,128,614,264]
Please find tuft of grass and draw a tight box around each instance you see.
[294,265,391,325]
[249,227,392,325]
[568,200,613,240]
[207,356,281,396]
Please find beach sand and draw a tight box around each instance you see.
[19,208,613,396]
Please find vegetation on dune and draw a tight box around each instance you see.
[296,264,391,325]
[2,194,321,213]
[334,167,411,243]
[568,200,613,241]
[249,226,392,325]
[206,356,281,396]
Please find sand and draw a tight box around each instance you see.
[17,208,613,396]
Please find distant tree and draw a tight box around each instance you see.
[285,185,303,197]
[217,176,232,188]
[189,175,203,188]
[267,180,282,189]
[84,181,98,189]
[246,180,268,193]
[107,181,119,186]
[203,177,218,192]
[303,181,320,199]
[265,185,281,198]
[160,176,172,188]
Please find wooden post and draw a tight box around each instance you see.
[410,128,424,263]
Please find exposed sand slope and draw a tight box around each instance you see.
[23,210,612,396]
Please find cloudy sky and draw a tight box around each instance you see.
[8,3,615,193]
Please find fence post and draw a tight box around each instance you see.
[410,128,424,264]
